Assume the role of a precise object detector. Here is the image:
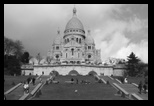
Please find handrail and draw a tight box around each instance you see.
[131,93,143,100]
[115,79,122,84]
[30,83,42,96]
[4,83,22,95]
[113,83,129,95]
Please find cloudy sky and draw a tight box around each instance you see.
[4,4,148,63]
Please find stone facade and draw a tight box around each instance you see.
[24,7,126,76]
[48,7,101,64]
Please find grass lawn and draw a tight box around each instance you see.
[4,75,35,92]
[112,76,146,84]
[32,75,128,100]
[127,77,145,84]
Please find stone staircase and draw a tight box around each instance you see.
[5,75,49,100]
[99,76,148,100]
[117,83,148,100]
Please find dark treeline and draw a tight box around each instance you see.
[4,36,30,75]
[125,52,148,77]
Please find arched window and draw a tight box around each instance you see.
[76,38,78,42]
[71,48,74,55]
[67,38,69,42]
[56,46,59,50]
[66,53,67,58]
[79,38,81,43]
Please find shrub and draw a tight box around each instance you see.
[98,79,102,83]
[11,81,15,86]
[45,81,48,85]
[95,77,98,81]
[144,76,148,84]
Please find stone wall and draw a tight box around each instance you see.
[22,65,125,76]
[32,65,122,76]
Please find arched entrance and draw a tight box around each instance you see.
[68,70,79,76]
[52,70,59,76]
[88,70,97,76]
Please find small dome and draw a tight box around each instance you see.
[53,30,62,44]
[85,30,94,44]
[65,16,84,31]
[85,36,94,44]
[40,58,47,64]
[29,58,38,64]
[53,36,61,44]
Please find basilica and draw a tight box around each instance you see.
[47,7,101,65]
[23,6,126,76]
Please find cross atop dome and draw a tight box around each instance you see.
[73,5,77,16]
[57,27,60,34]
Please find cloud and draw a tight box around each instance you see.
[113,40,148,63]
[4,4,148,63]
[126,16,148,33]
[92,14,148,63]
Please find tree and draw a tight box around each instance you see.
[4,36,24,75]
[4,36,15,56]
[4,36,24,59]
[144,65,148,77]
[126,52,141,77]
[4,55,21,75]
[21,52,30,64]
[13,40,24,59]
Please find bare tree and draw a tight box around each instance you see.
[4,36,15,56]
[14,40,24,59]
[4,36,24,59]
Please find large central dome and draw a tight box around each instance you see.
[64,7,85,37]
[65,16,84,31]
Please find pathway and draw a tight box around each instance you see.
[5,75,48,100]
[117,83,148,100]
[99,75,148,100]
